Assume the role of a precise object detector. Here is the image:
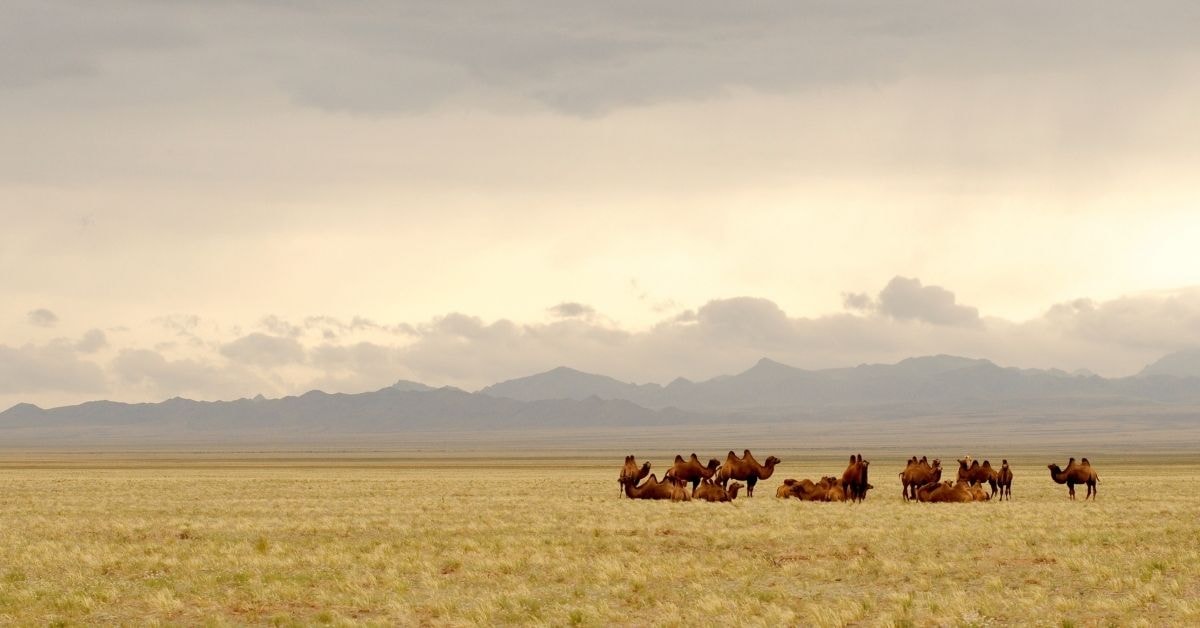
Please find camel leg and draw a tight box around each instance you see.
[747,476,757,497]
[1067,481,1075,500]
[692,479,700,493]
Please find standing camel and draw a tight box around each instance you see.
[714,449,780,497]
[664,454,721,492]
[899,457,941,501]
[995,460,1013,501]
[1047,457,1099,500]
[840,454,871,503]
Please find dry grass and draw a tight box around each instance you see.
[0,454,1198,626]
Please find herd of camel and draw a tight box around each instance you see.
[618,451,1102,503]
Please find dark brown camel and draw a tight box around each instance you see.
[1048,457,1099,500]
[715,449,780,497]
[995,460,1013,501]
[840,454,871,502]
[665,454,721,491]
[900,457,941,501]
[694,478,744,502]
[618,455,651,497]
[624,473,691,501]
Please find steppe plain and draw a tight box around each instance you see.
[1,450,1198,626]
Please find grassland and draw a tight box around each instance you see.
[1,452,1198,626]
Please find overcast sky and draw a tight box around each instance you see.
[4,1,1200,408]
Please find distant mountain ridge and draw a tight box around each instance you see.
[478,354,1198,412]
[3,353,1199,446]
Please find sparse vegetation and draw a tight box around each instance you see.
[0,453,1197,625]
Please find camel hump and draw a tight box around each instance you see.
[743,449,753,457]
[1081,457,1090,465]
[674,455,685,464]
[689,453,700,461]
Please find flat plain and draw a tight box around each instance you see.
[1,452,1198,626]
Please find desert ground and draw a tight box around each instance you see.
[1,451,1198,626]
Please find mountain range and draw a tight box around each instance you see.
[2,351,1199,447]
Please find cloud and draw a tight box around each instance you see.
[547,302,595,319]
[27,308,59,327]
[219,333,305,367]
[8,3,1198,115]
[0,342,107,394]
[110,349,266,400]
[76,329,108,354]
[876,276,981,327]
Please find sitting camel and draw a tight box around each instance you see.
[693,478,744,502]
[776,476,838,501]
[665,454,721,492]
[624,473,691,501]
[1047,457,1099,500]
[715,449,780,497]
[995,460,1013,501]
[618,455,651,497]
[916,480,971,503]
[899,456,941,501]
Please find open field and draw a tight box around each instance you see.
[1,452,1199,626]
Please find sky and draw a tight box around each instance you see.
[4,1,1200,409]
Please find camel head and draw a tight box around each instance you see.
[932,458,941,468]
[1047,463,1062,474]
[957,458,970,470]
[1001,459,1009,468]
[765,456,781,468]
[705,458,720,471]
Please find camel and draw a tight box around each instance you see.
[776,479,801,499]
[956,458,999,497]
[825,483,846,502]
[840,454,871,502]
[694,478,744,502]
[665,454,721,491]
[624,473,691,501]
[899,457,941,501]
[776,476,838,501]
[1047,457,1099,500]
[715,449,780,497]
[916,480,975,503]
[995,460,1013,501]
[618,455,651,497]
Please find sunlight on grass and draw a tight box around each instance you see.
[0,456,1197,624]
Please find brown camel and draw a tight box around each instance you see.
[694,478,744,502]
[1048,457,1099,500]
[825,483,846,502]
[956,459,999,497]
[776,476,838,501]
[665,454,721,491]
[624,473,691,501]
[995,460,1013,501]
[618,455,651,497]
[840,454,871,502]
[899,457,942,501]
[715,449,780,497]
[916,480,974,503]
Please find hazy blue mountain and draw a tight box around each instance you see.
[1138,349,1200,378]
[3,353,1198,446]
[478,354,1197,412]
[479,366,662,402]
